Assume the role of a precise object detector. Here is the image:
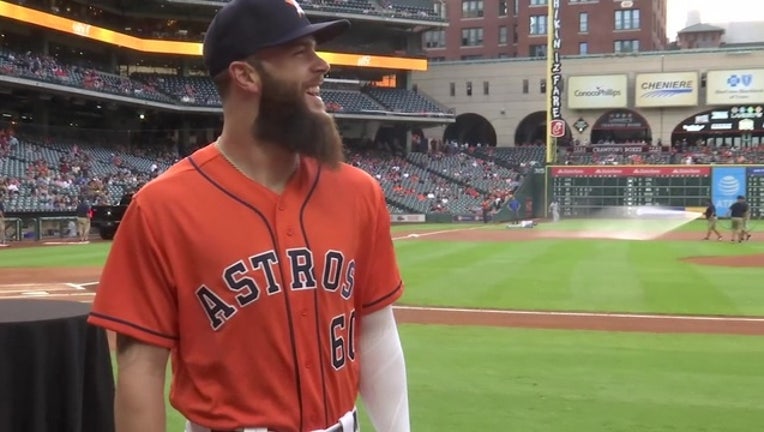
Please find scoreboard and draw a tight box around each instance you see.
[549,165,764,218]
[549,166,712,218]
[745,167,764,218]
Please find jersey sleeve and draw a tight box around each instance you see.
[355,182,404,315]
[87,197,178,349]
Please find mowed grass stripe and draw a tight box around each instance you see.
[399,325,764,432]
[0,243,110,267]
[398,240,578,309]
[567,240,646,312]
[628,241,740,316]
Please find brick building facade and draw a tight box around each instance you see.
[423,0,667,61]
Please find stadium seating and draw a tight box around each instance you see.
[363,87,446,115]
[0,48,452,116]
[406,151,521,194]
[471,146,547,166]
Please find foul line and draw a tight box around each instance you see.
[393,305,764,323]
[65,281,99,290]
[391,225,487,241]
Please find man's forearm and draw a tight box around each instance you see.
[115,334,170,432]
[115,373,167,432]
[359,306,410,432]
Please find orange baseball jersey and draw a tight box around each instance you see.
[87,143,404,431]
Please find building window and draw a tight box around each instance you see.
[540,78,546,94]
[579,12,588,32]
[433,2,445,18]
[483,81,490,95]
[513,0,518,15]
[614,9,640,30]
[529,0,547,5]
[530,44,547,57]
[530,15,547,35]
[614,39,639,53]
[498,0,507,16]
[423,30,446,49]
[450,82,455,97]
[499,26,508,45]
[522,79,529,94]
[429,56,446,62]
[461,28,484,46]
[579,42,588,54]
[462,0,484,18]
[466,81,473,96]
[461,54,483,60]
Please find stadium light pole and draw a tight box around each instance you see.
[545,0,562,164]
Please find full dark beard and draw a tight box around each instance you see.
[251,65,345,169]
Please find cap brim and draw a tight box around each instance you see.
[274,19,351,48]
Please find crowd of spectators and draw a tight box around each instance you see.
[5,126,764,215]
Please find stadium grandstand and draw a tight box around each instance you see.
[6,0,759,240]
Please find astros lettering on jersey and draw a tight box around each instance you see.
[87,144,404,431]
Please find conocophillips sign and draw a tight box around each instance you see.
[706,69,764,105]
[634,72,698,107]
[567,74,628,109]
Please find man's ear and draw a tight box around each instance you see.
[228,61,262,95]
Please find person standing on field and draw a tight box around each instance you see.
[549,199,560,222]
[86,1,411,431]
[703,199,722,241]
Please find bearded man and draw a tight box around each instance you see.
[87,1,411,431]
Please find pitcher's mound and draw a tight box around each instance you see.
[681,254,763,268]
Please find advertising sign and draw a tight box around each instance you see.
[390,214,426,223]
[546,0,563,161]
[567,75,628,109]
[747,167,764,176]
[711,167,747,211]
[550,166,710,177]
[706,69,764,105]
[634,72,699,107]
[569,144,667,154]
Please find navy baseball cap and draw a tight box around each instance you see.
[203,0,351,77]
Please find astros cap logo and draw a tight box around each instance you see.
[284,0,305,16]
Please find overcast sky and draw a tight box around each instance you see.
[666,0,763,40]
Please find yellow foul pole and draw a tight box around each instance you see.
[546,0,562,164]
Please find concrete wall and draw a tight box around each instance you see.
[411,48,764,146]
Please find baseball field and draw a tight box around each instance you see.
[1,219,763,431]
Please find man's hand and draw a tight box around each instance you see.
[115,334,170,432]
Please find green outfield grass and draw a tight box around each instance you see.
[2,221,763,315]
[534,218,747,233]
[152,325,764,431]
[394,232,764,316]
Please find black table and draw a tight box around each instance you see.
[0,299,115,432]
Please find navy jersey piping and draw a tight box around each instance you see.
[89,312,179,340]
[189,155,305,431]
[297,164,331,425]
[362,281,403,310]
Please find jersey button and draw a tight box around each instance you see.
[305,362,312,369]
[286,227,294,236]
[278,203,285,211]
[301,309,308,317]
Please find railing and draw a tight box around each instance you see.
[1,211,90,244]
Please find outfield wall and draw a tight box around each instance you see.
[546,165,764,219]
